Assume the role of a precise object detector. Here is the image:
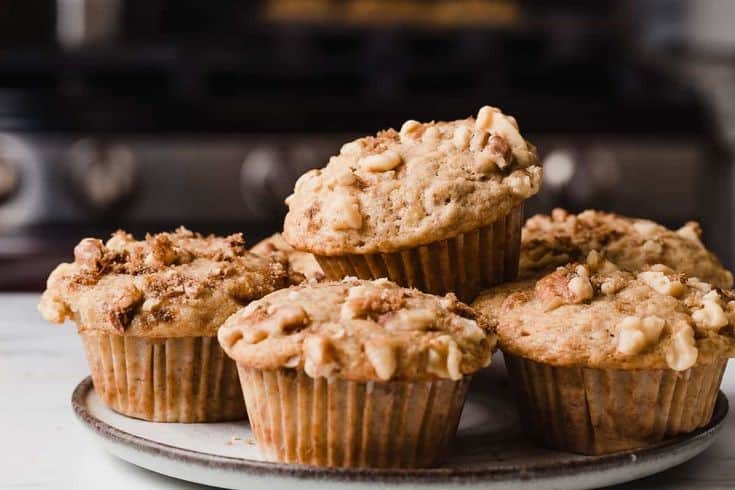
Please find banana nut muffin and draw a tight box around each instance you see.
[39,227,289,422]
[218,277,496,468]
[251,233,324,283]
[282,105,543,301]
[520,208,733,289]
[473,252,735,454]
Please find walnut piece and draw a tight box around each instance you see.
[364,340,397,380]
[692,291,728,330]
[359,149,403,172]
[638,270,685,297]
[303,336,337,378]
[616,315,665,355]
[665,326,698,371]
[328,192,363,230]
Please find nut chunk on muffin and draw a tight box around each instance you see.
[251,233,324,283]
[218,277,496,468]
[520,208,733,289]
[282,105,543,301]
[39,227,289,422]
[473,254,735,455]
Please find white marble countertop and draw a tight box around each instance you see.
[3,293,735,490]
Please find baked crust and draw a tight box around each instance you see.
[251,233,324,283]
[283,106,542,255]
[474,257,735,371]
[521,208,733,289]
[218,278,496,382]
[38,228,289,337]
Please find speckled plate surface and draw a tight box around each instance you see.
[72,365,728,490]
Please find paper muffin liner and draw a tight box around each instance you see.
[237,366,471,468]
[315,204,523,302]
[80,331,246,422]
[504,353,727,455]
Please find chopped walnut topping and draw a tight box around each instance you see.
[505,170,534,196]
[364,340,397,380]
[600,276,625,295]
[340,283,404,320]
[303,336,337,378]
[452,126,472,149]
[568,276,594,302]
[427,336,463,381]
[328,192,362,230]
[535,266,593,311]
[692,291,728,330]
[359,149,403,172]
[74,238,106,272]
[642,240,663,256]
[252,305,309,338]
[339,140,361,156]
[638,270,685,297]
[677,222,702,244]
[381,308,435,331]
[218,278,494,381]
[422,126,440,144]
[616,315,665,355]
[475,105,495,132]
[399,120,421,140]
[632,220,660,238]
[686,277,712,293]
[105,285,144,332]
[666,326,698,371]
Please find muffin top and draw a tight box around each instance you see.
[38,228,289,337]
[521,208,733,289]
[283,106,542,255]
[473,253,735,371]
[251,233,325,283]
[218,278,496,382]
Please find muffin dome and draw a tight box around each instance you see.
[475,254,735,371]
[218,277,496,382]
[283,106,542,255]
[39,227,289,337]
[520,208,733,289]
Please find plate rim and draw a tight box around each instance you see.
[72,376,728,484]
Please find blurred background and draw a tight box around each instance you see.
[0,0,734,290]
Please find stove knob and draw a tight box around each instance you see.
[0,154,19,204]
[67,139,137,213]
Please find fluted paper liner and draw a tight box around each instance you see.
[238,367,470,468]
[315,204,522,302]
[504,353,727,455]
[80,332,246,422]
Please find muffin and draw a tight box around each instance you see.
[218,277,496,468]
[39,228,289,422]
[473,254,735,454]
[521,208,733,289]
[282,105,542,301]
[251,233,324,283]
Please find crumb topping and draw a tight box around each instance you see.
[218,278,496,381]
[283,106,542,255]
[473,258,735,371]
[520,208,733,289]
[38,228,289,336]
[250,233,325,284]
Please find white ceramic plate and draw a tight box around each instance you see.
[72,367,728,490]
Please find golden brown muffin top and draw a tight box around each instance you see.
[474,253,735,371]
[251,233,324,283]
[38,228,289,337]
[283,106,542,255]
[521,208,733,289]
[218,278,496,382]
